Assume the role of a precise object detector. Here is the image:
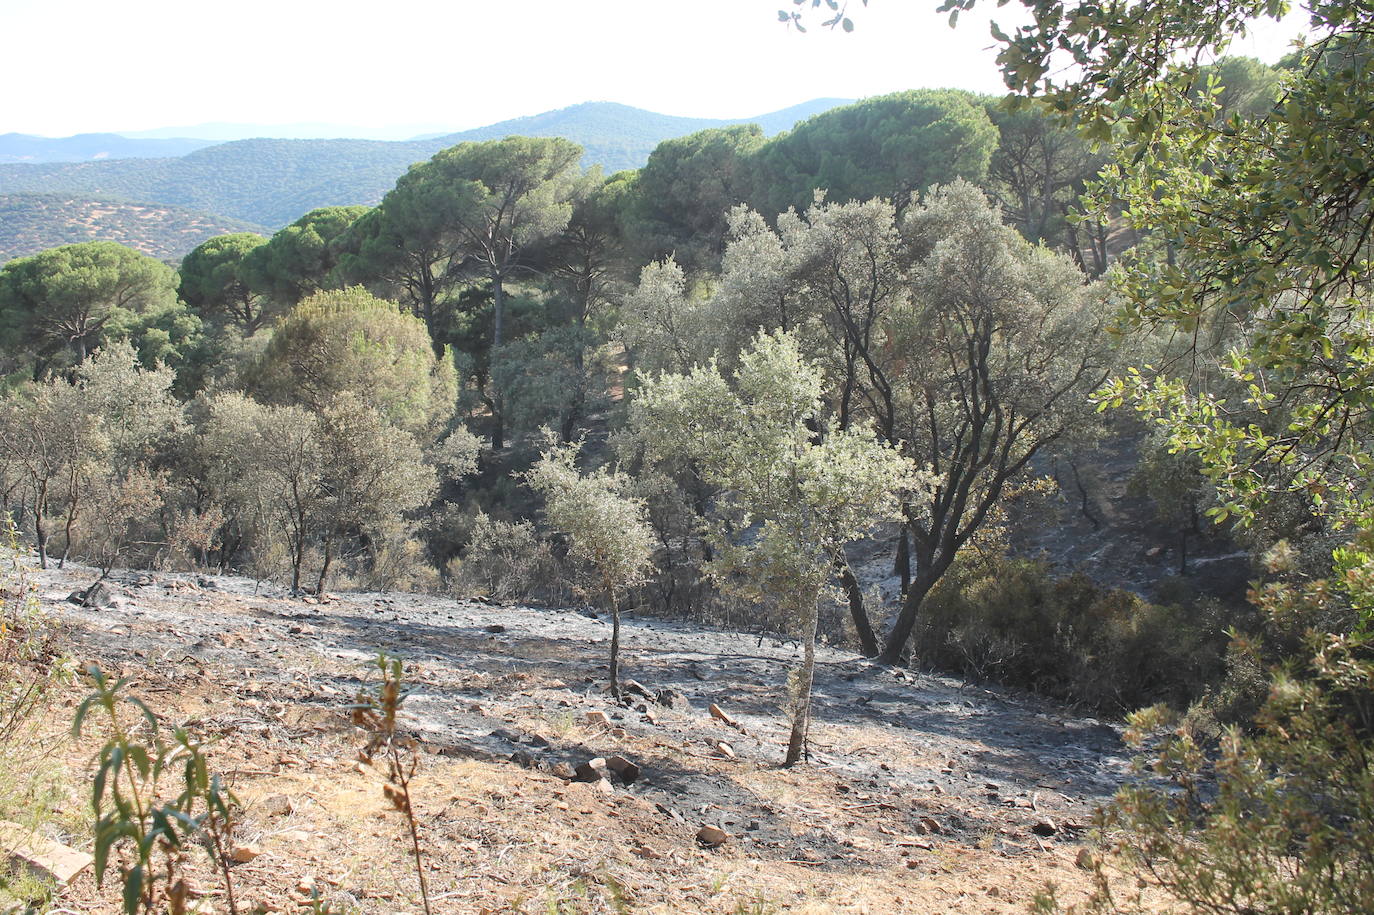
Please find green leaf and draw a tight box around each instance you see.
[122,865,144,915]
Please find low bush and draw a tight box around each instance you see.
[1037,536,1374,915]
[448,510,565,604]
[912,555,1233,714]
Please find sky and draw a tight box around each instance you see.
[2,0,1310,139]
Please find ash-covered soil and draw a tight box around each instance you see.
[31,562,1146,913]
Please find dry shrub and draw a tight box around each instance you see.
[448,510,564,603]
[0,520,72,909]
[364,527,439,593]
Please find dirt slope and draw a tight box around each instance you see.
[30,562,1149,914]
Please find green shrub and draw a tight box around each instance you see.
[912,555,1230,714]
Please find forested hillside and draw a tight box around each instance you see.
[0,194,264,262]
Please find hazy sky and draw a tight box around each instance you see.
[3,0,1308,138]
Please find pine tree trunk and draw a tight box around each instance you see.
[490,272,506,451]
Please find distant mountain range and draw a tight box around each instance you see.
[0,132,219,164]
[119,122,455,142]
[0,99,853,230]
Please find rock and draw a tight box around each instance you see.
[584,710,611,728]
[67,580,116,609]
[0,820,93,884]
[915,816,942,835]
[609,727,627,738]
[696,824,729,847]
[604,755,641,784]
[708,703,747,733]
[259,794,292,817]
[621,679,654,701]
[228,844,263,863]
[705,737,735,759]
[1032,818,1058,837]
[573,758,609,782]
[655,688,689,711]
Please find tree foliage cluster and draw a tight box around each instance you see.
[0,287,474,595]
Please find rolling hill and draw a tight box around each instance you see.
[0,194,266,263]
[0,100,852,231]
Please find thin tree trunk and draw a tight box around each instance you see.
[606,577,621,701]
[1069,459,1101,529]
[33,490,48,570]
[784,598,819,767]
[317,536,333,596]
[290,525,304,594]
[59,472,79,568]
[893,527,911,596]
[838,558,879,657]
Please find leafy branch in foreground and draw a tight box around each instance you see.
[73,665,239,915]
[350,653,431,915]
